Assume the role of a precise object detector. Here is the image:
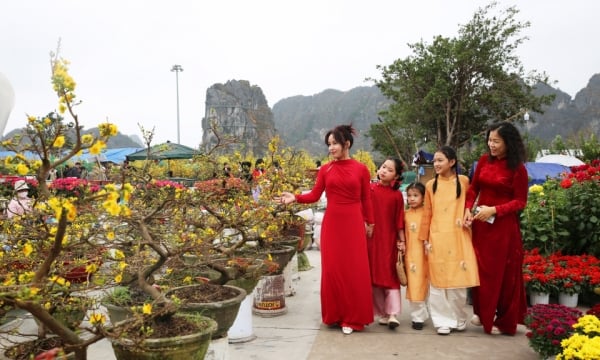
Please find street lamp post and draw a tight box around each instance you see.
[170,64,183,144]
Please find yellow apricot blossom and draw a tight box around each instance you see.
[103,199,121,216]
[22,243,33,257]
[28,287,40,296]
[114,273,123,283]
[99,123,118,137]
[53,135,66,148]
[120,206,131,217]
[89,140,106,155]
[64,202,77,221]
[142,303,152,315]
[31,160,42,170]
[85,263,98,274]
[112,250,125,260]
[89,312,106,325]
[16,163,29,175]
[49,275,70,287]
[18,271,35,283]
[81,134,94,145]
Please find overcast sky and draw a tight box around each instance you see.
[1,0,599,148]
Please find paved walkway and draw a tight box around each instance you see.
[230,249,540,360]
[1,249,542,360]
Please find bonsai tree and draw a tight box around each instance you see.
[0,51,124,359]
[0,49,316,359]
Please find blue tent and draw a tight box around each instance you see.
[412,150,433,165]
[525,162,570,185]
[0,148,143,164]
[71,147,143,163]
[0,150,39,160]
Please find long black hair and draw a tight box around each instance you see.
[486,121,526,169]
[432,145,461,199]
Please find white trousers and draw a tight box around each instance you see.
[428,285,468,329]
[409,301,429,323]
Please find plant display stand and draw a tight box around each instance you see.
[284,253,298,296]
[228,294,256,343]
[297,225,314,271]
[205,335,229,360]
[253,274,287,317]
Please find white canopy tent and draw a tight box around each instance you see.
[536,154,585,167]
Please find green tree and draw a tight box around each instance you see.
[579,132,600,162]
[369,2,554,153]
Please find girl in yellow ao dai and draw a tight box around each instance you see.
[418,146,479,336]
[404,182,429,330]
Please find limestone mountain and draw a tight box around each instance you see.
[271,86,392,157]
[201,80,276,156]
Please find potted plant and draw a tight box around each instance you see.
[523,249,557,304]
[100,286,154,325]
[524,304,582,359]
[0,53,221,359]
[0,52,128,360]
[556,314,600,360]
[0,50,317,359]
[520,182,569,256]
[521,162,600,258]
[165,283,246,340]
[549,253,600,307]
[108,305,217,360]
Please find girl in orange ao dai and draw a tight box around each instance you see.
[418,146,479,335]
[404,182,430,330]
[367,158,406,330]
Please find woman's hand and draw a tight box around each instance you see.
[396,241,406,255]
[463,208,473,228]
[273,192,295,205]
[473,205,496,223]
[365,223,374,238]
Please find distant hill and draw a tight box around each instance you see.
[272,74,600,155]
[272,86,392,156]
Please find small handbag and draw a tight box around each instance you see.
[396,253,408,286]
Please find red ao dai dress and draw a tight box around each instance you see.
[295,159,375,331]
[465,154,528,335]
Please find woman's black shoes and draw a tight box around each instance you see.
[411,321,424,330]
